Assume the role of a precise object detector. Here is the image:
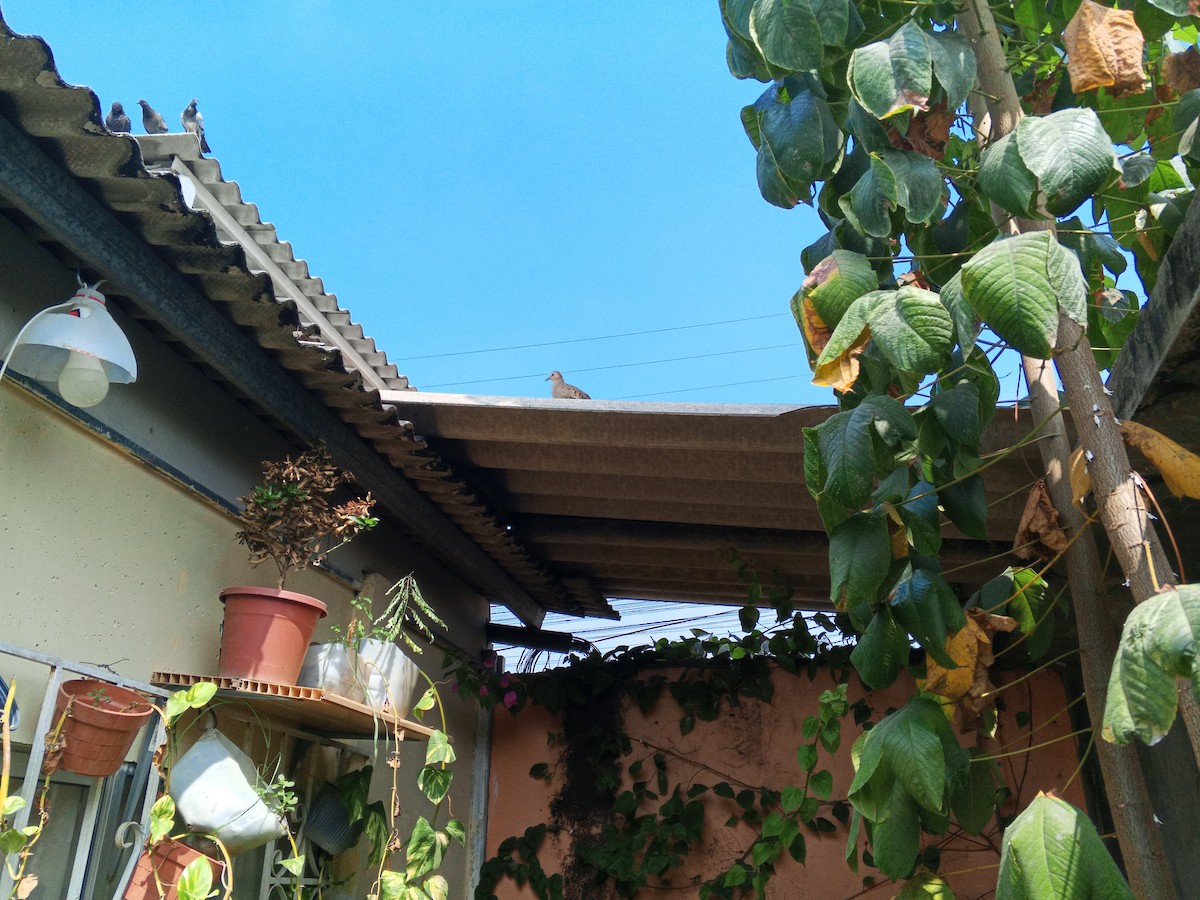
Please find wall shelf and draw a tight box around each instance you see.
[151,672,435,741]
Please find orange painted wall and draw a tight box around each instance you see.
[486,665,1087,899]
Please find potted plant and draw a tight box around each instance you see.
[50,679,155,778]
[220,447,377,685]
[299,574,446,714]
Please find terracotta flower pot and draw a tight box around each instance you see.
[218,586,327,685]
[123,838,224,900]
[53,680,154,778]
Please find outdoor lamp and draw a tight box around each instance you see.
[0,282,137,408]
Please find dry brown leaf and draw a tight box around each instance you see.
[812,325,870,393]
[1069,446,1091,512]
[920,608,1019,733]
[16,875,38,900]
[883,502,909,559]
[1119,421,1200,499]
[1163,46,1200,94]
[1064,0,1149,98]
[1013,480,1069,560]
[798,295,833,360]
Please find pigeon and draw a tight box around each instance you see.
[547,371,590,400]
[181,98,211,153]
[137,100,168,134]
[105,101,131,133]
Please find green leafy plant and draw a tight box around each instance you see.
[333,574,446,655]
[236,447,378,590]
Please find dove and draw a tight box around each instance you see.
[181,98,211,153]
[105,101,131,133]
[547,371,590,400]
[137,100,168,134]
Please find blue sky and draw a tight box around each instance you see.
[4,2,840,404]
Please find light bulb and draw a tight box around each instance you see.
[57,351,110,407]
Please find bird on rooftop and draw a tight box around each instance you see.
[137,100,168,134]
[181,99,211,153]
[547,371,590,400]
[105,101,130,133]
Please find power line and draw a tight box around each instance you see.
[404,313,790,360]
[422,343,803,389]
[617,373,806,399]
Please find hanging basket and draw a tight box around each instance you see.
[52,680,154,778]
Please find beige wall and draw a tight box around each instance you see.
[487,666,1088,899]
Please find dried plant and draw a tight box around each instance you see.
[236,447,377,590]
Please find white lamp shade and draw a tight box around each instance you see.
[6,286,137,385]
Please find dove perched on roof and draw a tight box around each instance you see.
[137,100,168,134]
[547,371,590,400]
[181,99,211,153]
[105,101,131,133]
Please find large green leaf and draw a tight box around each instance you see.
[1103,586,1200,745]
[927,31,976,110]
[829,513,891,608]
[850,606,911,689]
[175,858,214,900]
[795,250,877,331]
[930,381,981,445]
[937,474,988,539]
[996,794,1133,899]
[848,22,933,119]
[948,754,999,834]
[406,815,450,879]
[960,232,1088,359]
[889,561,966,667]
[758,82,842,188]
[978,132,1040,218]
[868,286,954,375]
[869,780,922,878]
[938,272,979,353]
[749,0,824,72]
[840,155,897,237]
[880,151,946,225]
[1016,109,1115,217]
[816,407,875,509]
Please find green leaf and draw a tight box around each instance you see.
[796,250,878,331]
[781,784,806,813]
[960,232,1088,359]
[840,155,898,238]
[896,870,957,899]
[418,765,454,804]
[928,30,976,110]
[850,606,910,689]
[978,132,1040,219]
[414,687,437,714]
[849,22,934,119]
[880,151,946,225]
[175,857,215,900]
[1001,568,1054,661]
[868,286,954,374]
[870,780,922,878]
[890,561,966,668]
[797,742,818,772]
[406,815,449,879]
[939,272,979,353]
[867,699,947,813]
[425,730,456,766]
[937,474,988,540]
[426,874,450,900]
[1015,109,1115,217]
[278,854,305,876]
[996,794,1133,899]
[1103,586,1200,745]
[810,769,834,800]
[749,0,824,72]
[930,381,981,446]
[2,796,25,817]
[149,795,176,843]
[758,81,842,188]
[829,513,891,609]
[0,829,27,855]
[949,754,999,834]
[445,818,467,845]
[815,409,874,509]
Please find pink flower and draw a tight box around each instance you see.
[499,674,511,689]
[479,685,489,698]
[482,650,497,670]
[503,690,518,709]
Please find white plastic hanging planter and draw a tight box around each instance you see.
[169,729,287,855]
[297,643,366,704]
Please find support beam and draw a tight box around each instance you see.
[0,115,545,627]
[485,623,590,655]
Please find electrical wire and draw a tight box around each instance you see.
[421,342,803,389]
[617,373,806,399]
[405,313,790,360]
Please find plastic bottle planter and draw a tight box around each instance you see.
[52,680,154,777]
[303,782,362,856]
[169,729,287,856]
[298,639,418,713]
[218,586,327,685]
[123,838,225,900]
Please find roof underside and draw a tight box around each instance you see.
[384,393,1043,610]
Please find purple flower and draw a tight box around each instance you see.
[482,650,497,670]
[479,685,489,698]
[499,674,511,689]
[503,690,518,709]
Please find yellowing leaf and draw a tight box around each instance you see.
[812,324,870,392]
[1012,480,1069,561]
[1119,421,1200,499]
[1064,1,1148,98]
[798,294,833,360]
[883,502,910,559]
[1163,46,1200,94]
[1069,446,1091,511]
[920,608,1018,733]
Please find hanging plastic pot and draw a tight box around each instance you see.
[169,729,286,855]
[217,586,327,685]
[53,679,154,777]
[123,838,225,900]
[355,639,418,713]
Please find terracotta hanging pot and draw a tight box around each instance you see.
[218,586,327,685]
[123,838,225,900]
[52,680,154,778]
